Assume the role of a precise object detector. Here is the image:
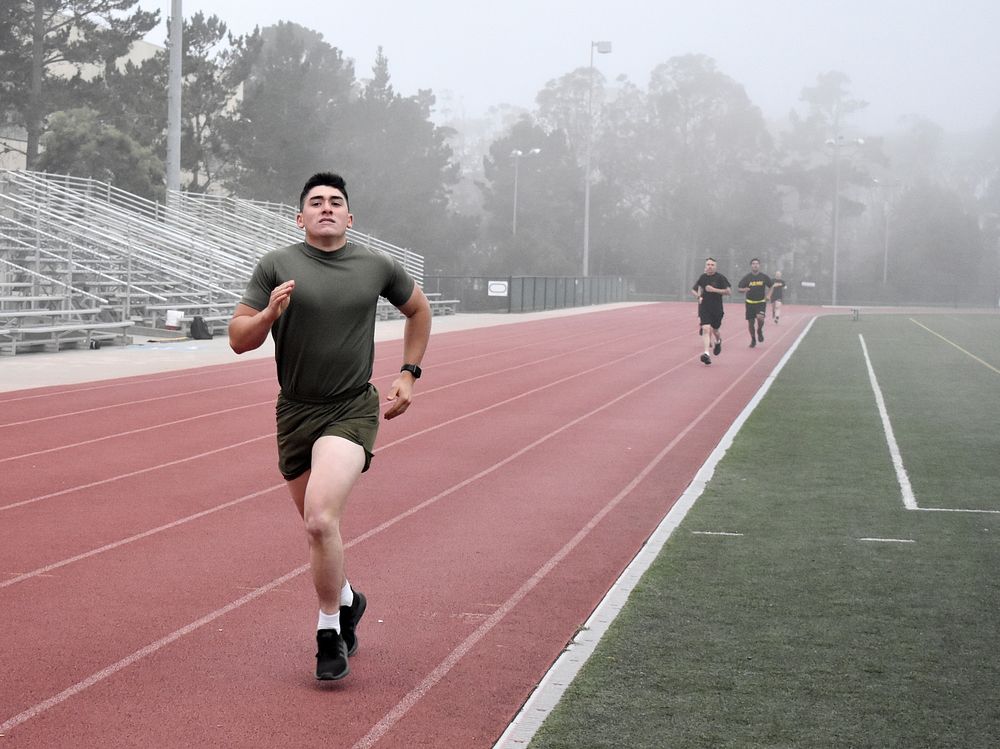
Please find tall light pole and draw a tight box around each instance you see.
[511,148,540,235]
[165,0,183,197]
[826,134,864,306]
[872,177,901,285]
[582,40,612,277]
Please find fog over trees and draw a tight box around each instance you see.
[2,2,997,304]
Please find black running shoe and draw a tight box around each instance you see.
[749,338,756,348]
[340,589,367,656]
[757,329,764,343]
[700,353,711,365]
[713,340,722,356]
[316,629,350,680]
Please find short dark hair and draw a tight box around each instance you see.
[705,257,717,263]
[750,257,760,264]
[299,172,349,210]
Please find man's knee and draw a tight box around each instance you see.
[304,509,341,543]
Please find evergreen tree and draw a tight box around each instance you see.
[2,0,159,168]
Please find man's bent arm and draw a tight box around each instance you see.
[229,303,274,354]
[399,285,432,368]
[383,285,432,420]
[229,280,295,354]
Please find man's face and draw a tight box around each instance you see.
[704,259,717,274]
[750,259,760,273]
[296,186,352,242]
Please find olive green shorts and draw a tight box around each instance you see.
[275,384,380,481]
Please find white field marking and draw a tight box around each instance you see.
[859,334,1000,515]
[0,316,773,737]
[0,435,270,512]
[858,538,916,544]
[691,531,744,536]
[494,315,817,749]
[858,334,918,511]
[909,318,1000,375]
[0,399,271,464]
[0,485,283,589]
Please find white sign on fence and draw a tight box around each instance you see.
[488,280,509,297]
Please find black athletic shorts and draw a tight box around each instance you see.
[275,383,380,481]
[745,301,766,320]
[699,307,724,329]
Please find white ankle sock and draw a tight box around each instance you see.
[317,609,341,632]
[340,580,354,607]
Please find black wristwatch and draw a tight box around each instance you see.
[400,363,422,379]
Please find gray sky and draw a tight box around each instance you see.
[145,0,1000,133]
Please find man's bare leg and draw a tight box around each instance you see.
[287,435,365,614]
[288,436,365,680]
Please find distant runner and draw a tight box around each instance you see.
[691,257,732,365]
[737,258,772,348]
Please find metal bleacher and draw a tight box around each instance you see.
[0,170,427,355]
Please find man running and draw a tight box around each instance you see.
[691,257,732,365]
[229,172,432,681]
[771,270,786,323]
[737,258,772,348]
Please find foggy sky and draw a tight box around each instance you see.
[143,0,1000,134]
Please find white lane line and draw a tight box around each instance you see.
[0,485,283,589]
[692,531,744,536]
[858,334,918,511]
[909,318,1000,375]
[0,435,270,512]
[858,538,915,544]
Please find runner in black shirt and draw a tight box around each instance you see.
[690,257,732,365]
[771,270,786,323]
[737,258,772,348]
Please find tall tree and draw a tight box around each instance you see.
[35,106,163,199]
[479,118,582,275]
[175,13,259,193]
[778,71,885,293]
[2,0,158,168]
[340,48,464,272]
[890,184,987,303]
[218,21,354,202]
[643,54,779,293]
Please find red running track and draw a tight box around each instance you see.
[0,303,812,748]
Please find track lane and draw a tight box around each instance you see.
[1,305,810,746]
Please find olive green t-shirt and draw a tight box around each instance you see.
[241,241,415,400]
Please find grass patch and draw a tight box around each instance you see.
[527,313,1000,749]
